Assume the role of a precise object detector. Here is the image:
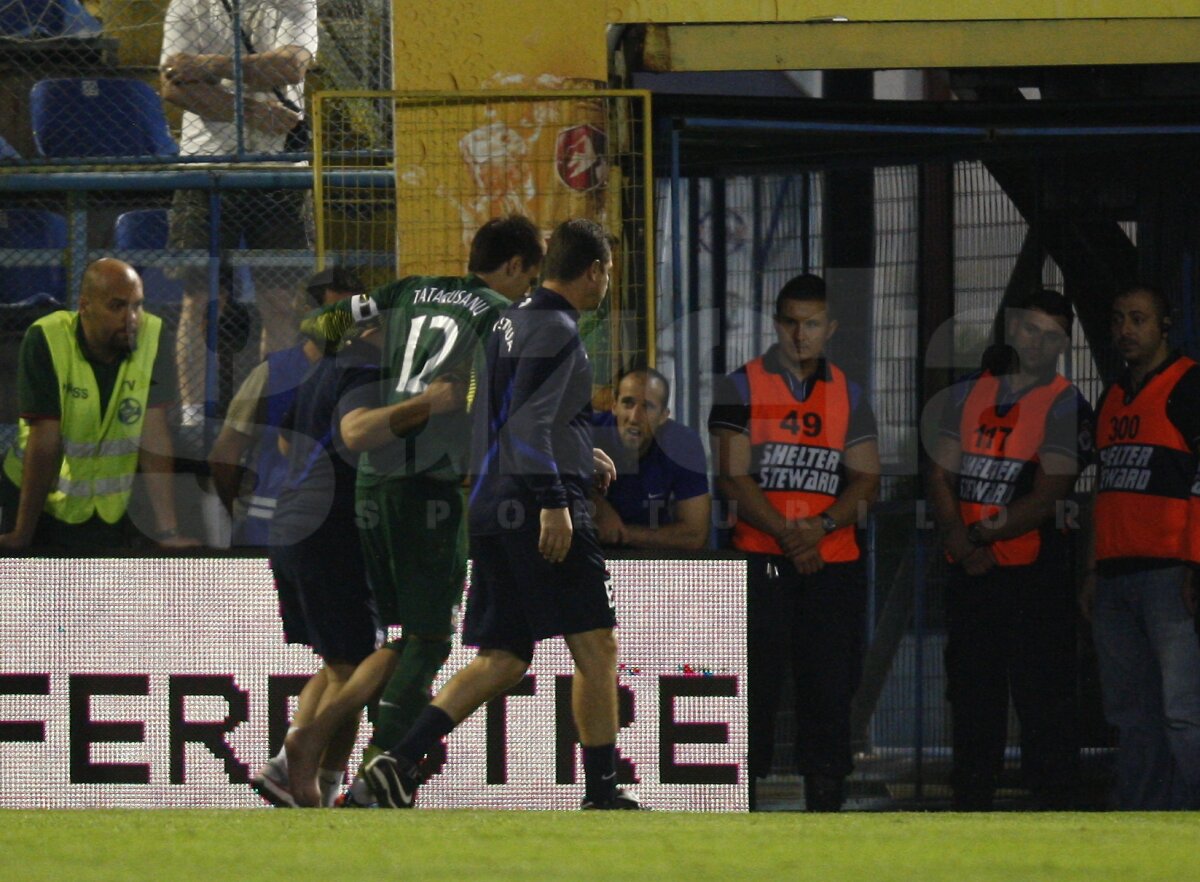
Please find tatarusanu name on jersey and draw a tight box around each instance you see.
[410,286,494,316]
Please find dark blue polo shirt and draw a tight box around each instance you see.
[593,411,709,528]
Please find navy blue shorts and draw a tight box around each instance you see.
[269,528,381,664]
[463,527,616,661]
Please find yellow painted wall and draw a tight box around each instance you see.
[391,2,609,89]
[392,0,1200,91]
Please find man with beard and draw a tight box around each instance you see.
[0,258,196,550]
[1086,284,1200,810]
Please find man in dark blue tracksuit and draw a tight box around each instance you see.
[362,218,639,810]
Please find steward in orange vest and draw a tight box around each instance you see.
[1086,283,1200,811]
[927,289,1094,811]
[710,273,879,812]
[1095,353,1200,564]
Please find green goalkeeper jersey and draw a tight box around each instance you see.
[306,273,509,483]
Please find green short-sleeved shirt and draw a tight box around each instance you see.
[17,315,177,422]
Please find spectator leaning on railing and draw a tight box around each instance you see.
[592,366,711,551]
[0,259,198,551]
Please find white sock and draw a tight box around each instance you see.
[348,776,372,804]
[272,729,298,767]
[319,769,344,807]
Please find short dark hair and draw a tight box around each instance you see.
[467,215,544,274]
[542,218,611,283]
[618,365,671,407]
[1011,287,1074,330]
[306,267,365,305]
[775,273,826,317]
[1115,283,1172,326]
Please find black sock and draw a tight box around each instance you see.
[582,743,617,803]
[392,705,456,767]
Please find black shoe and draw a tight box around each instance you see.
[581,787,644,810]
[804,774,845,812]
[362,752,421,809]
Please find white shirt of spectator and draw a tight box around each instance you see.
[161,0,318,157]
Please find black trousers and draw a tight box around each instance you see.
[943,541,1079,804]
[747,553,867,780]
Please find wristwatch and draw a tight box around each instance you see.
[819,512,838,534]
[966,522,988,547]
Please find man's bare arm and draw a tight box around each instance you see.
[0,419,61,549]
[207,425,255,515]
[927,433,974,563]
[711,428,789,540]
[160,79,299,135]
[139,407,198,546]
[970,452,1078,544]
[162,45,311,91]
[340,376,464,453]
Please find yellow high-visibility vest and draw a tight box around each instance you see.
[3,310,162,524]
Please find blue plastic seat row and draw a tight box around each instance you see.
[0,0,102,38]
[30,77,178,159]
[0,209,183,305]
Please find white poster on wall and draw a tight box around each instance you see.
[0,557,747,811]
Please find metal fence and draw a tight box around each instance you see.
[0,0,390,461]
[313,88,656,402]
[0,0,390,162]
[655,148,1130,808]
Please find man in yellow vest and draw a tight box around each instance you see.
[0,258,197,550]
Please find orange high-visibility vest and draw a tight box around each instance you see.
[1095,356,1199,563]
[955,371,1071,566]
[732,358,858,562]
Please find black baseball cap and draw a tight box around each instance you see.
[306,267,365,303]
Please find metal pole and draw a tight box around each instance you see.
[913,529,926,802]
[670,121,684,415]
[205,186,222,436]
[231,0,246,160]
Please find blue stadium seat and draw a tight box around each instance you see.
[30,78,179,159]
[0,0,101,37]
[0,210,67,305]
[0,134,19,162]
[113,209,185,305]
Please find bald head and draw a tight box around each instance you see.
[80,258,141,303]
[78,258,145,362]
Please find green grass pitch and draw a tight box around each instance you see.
[3,810,1197,882]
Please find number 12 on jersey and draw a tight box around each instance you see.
[395,314,460,394]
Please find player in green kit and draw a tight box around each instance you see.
[281,217,544,806]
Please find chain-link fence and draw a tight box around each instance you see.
[0,0,392,495]
[653,115,1200,807]
[0,0,389,162]
[314,87,655,405]
[0,180,313,468]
